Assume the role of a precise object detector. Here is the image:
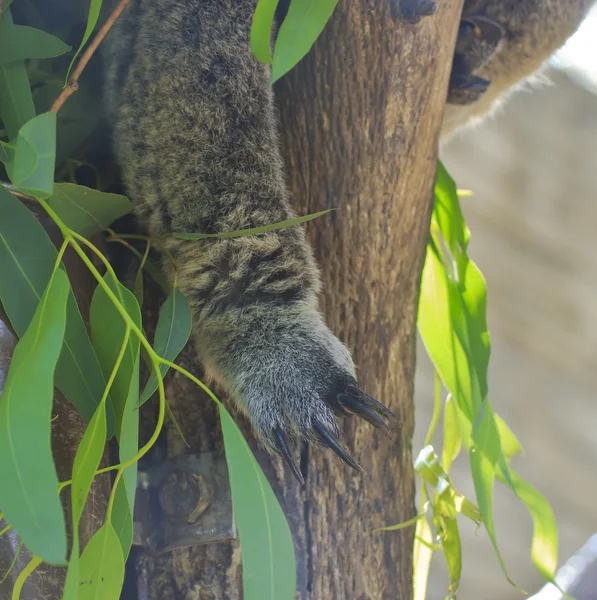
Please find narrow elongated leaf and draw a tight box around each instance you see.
[90,275,141,558]
[66,0,104,82]
[442,394,461,474]
[413,516,433,600]
[0,270,69,565]
[63,400,108,600]
[110,482,134,559]
[271,0,339,83]
[140,288,192,405]
[5,112,56,199]
[0,22,70,64]
[48,183,132,238]
[251,0,280,63]
[220,407,296,600]
[172,210,333,240]
[0,188,114,434]
[78,523,125,600]
[0,9,35,140]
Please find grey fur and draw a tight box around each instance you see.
[103,0,593,468]
[443,0,596,137]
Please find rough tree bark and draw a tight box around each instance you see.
[136,1,463,599]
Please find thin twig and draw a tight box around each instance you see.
[50,0,131,113]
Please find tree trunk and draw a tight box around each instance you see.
[136,1,462,599]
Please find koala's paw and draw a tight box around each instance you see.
[448,15,503,105]
[204,308,399,483]
[389,0,437,24]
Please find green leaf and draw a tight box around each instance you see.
[63,400,108,600]
[220,407,296,600]
[172,209,333,240]
[0,22,70,64]
[0,269,69,565]
[5,112,56,199]
[66,0,104,82]
[442,394,461,474]
[139,288,192,405]
[0,187,114,434]
[413,516,433,600]
[90,275,141,558]
[497,466,558,582]
[0,9,35,140]
[109,481,134,560]
[251,0,280,64]
[47,183,132,238]
[271,0,338,83]
[78,523,125,600]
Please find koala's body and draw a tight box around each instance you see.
[103,0,593,480]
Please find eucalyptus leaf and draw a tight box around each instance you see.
[0,23,70,64]
[78,523,125,600]
[271,0,339,83]
[63,400,108,600]
[220,407,296,600]
[5,112,56,199]
[413,516,433,600]
[0,8,35,140]
[90,275,141,559]
[139,288,192,405]
[66,0,104,82]
[48,183,132,238]
[251,0,280,64]
[0,269,69,565]
[172,210,333,240]
[0,187,114,434]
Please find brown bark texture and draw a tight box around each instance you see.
[137,1,462,599]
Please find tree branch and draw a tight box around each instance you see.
[51,0,131,113]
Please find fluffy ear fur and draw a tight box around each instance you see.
[443,0,595,138]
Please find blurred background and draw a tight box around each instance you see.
[413,6,597,599]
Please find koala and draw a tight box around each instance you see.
[443,0,595,137]
[103,0,593,482]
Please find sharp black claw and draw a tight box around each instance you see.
[312,420,363,472]
[337,394,393,438]
[274,427,304,485]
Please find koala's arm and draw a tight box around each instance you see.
[103,0,397,480]
[442,0,595,137]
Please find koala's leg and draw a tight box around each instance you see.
[104,0,397,481]
[388,0,437,23]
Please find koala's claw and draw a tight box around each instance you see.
[275,426,305,485]
[338,393,393,439]
[389,0,437,24]
[313,420,363,472]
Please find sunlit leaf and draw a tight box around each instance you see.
[251,0,280,64]
[78,523,125,600]
[48,183,132,238]
[63,400,108,599]
[172,209,333,240]
[0,187,114,434]
[413,516,433,600]
[220,407,296,600]
[271,0,338,83]
[0,9,35,140]
[0,270,69,565]
[0,22,70,64]
[442,394,461,474]
[5,112,56,199]
[140,288,192,405]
